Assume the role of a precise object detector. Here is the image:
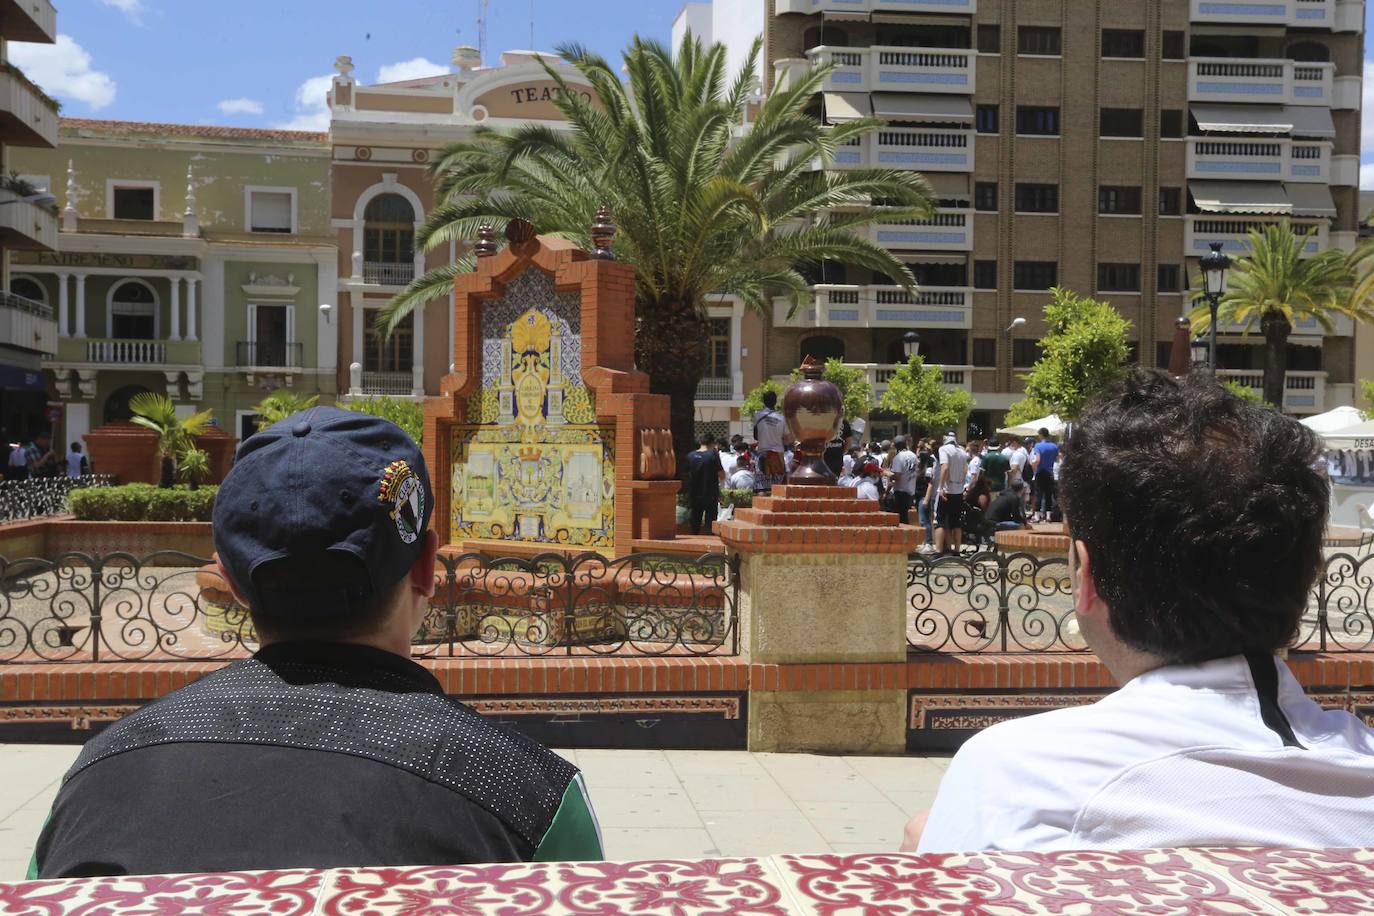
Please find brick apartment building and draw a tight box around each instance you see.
[677,0,1366,438]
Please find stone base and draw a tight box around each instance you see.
[748,688,906,753]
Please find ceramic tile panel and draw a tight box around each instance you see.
[0,868,322,915]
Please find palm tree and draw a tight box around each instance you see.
[177,447,210,491]
[381,33,935,465]
[1191,223,1362,408]
[128,392,213,488]
[252,390,319,427]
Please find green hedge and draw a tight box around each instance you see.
[69,484,217,522]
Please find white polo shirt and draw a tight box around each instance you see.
[918,654,1374,853]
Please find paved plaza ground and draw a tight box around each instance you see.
[0,743,950,879]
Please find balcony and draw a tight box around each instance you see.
[1217,369,1326,414]
[1186,139,1331,184]
[816,129,974,174]
[805,46,975,95]
[362,261,415,287]
[0,290,54,355]
[1188,58,1333,107]
[773,285,973,329]
[866,208,972,251]
[0,188,56,251]
[0,0,56,43]
[53,337,202,367]
[0,65,58,148]
[236,341,304,370]
[1190,0,1344,27]
[778,0,976,14]
[696,376,735,401]
[361,370,414,396]
[1186,216,1327,257]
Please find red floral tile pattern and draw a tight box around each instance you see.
[0,869,322,915]
[1186,847,1374,915]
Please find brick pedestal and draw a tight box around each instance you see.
[718,485,918,753]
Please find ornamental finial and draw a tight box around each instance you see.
[591,205,615,260]
[474,223,497,258]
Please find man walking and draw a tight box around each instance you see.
[32,407,601,877]
[1031,427,1060,521]
[685,433,725,535]
[932,433,969,555]
[888,436,918,526]
[753,391,789,487]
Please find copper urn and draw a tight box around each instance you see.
[783,356,842,485]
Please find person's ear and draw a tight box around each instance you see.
[409,528,439,600]
[1071,539,1103,617]
[214,557,252,610]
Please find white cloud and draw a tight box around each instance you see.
[274,74,333,131]
[217,97,263,116]
[99,0,146,24]
[8,34,116,111]
[376,57,448,84]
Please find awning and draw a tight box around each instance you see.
[1287,105,1336,139]
[1189,180,1291,215]
[821,7,869,21]
[1191,104,1292,135]
[871,12,970,25]
[0,364,46,392]
[1286,182,1337,218]
[822,92,870,123]
[872,92,973,124]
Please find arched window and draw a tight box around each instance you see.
[109,280,158,340]
[104,385,152,424]
[9,276,45,305]
[800,335,846,363]
[803,26,848,49]
[1287,41,1330,62]
[363,194,416,285]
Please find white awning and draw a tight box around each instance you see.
[822,92,870,123]
[872,92,973,124]
[821,7,869,20]
[1286,182,1337,218]
[1302,405,1364,433]
[1191,104,1292,135]
[1189,180,1291,215]
[1287,105,1336,139]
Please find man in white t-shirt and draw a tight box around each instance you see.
[1003,436,1028,487]
[752,391,789,487]
[909,370,1374,853]
[887,436,918,525]
[930,433,968,555]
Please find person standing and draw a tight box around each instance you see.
[5,441,28,482]
[25,432,56,479]
[65,443,89,478]
[980,443,1010,495]
[1031,428,1060,522]
[685,434,725,535]
[888,436,919,526]
[933,433,969,555]
[753,391,789,488]
[964,439,984,491]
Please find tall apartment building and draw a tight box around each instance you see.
[683,0,1365,435]
[0,0,58,444]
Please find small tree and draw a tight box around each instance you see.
[740,359,874,431]
[253,390,319,427]
[879,354,974,437]
[129,392,213,488]
[340,396,424,444]
[1021,288,1132,421]
[177,447,211,490]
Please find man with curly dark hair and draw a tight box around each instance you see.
[911,369,1374,852]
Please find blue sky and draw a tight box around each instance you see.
[10,0,1374,184]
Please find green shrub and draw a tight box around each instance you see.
[69,484,217,521]
[720,488,754,508]
[340,396,423,444]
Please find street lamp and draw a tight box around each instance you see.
[1005,317,1026,334]
[1191,335,1208,368]
[902,330,921,360]
[1199,241,1232,377]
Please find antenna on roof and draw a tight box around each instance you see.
[476,0,489,66]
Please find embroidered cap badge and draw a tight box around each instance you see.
[378,459,425,544]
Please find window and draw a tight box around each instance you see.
[109,280,157,340]
[1014,261,1057,290]
[1014,183,1058,213]
[9,276,45,304]
[1098,186,1142,215]
[972,337,997,367]
[1097,263,1141,292]
[802,26,848,49]
[1012,339,1043,368]
[1160,109,1183,139]
[976,104,999,134]
[1162,30,1185,60]
[801,335,845,363]
[1100,108,1144,138]
[250,304,291,366]
[974,260,998,289]
[247,189,294,233]
[975,182,998,211]
[1102,29,1144,58]
[977,24,1000,53]
[1159,186,1182,216]
[364,309,413,373]
[1018,26,1061,55]
[1016,106,1060,136]
[111,185,156,220]
[363,193,417,285]
[1158,264,1182,292]
[706,318,730,380]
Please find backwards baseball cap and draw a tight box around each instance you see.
[212,407,434,618]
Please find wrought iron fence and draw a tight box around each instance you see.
[908,550,1374,654]
[0,549,740,663]
[0,474,114,522]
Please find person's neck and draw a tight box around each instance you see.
[1094,639,1166,686]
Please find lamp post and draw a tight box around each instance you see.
[902,330,921,361]
[1199,241,1232,377]
[1191,335,1208,368]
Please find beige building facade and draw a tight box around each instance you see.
[685,0,1365,434]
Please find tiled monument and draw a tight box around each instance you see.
[423,218,679,557]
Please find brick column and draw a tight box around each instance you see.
[718,485,918,754]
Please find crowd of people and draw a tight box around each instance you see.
[2,432,88,481]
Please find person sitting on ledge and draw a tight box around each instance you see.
[985,479,1030,532]
[908,369,1374,853]
[31,408,602,878]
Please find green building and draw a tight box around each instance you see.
[9,119,336,445]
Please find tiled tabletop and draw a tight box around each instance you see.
[3,847,1370,914]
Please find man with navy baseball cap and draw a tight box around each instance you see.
[32,408,602,878]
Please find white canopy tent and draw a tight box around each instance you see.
[1321,418,1374,450]
[1301,405,1364,434]
[997,414,1065,438]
